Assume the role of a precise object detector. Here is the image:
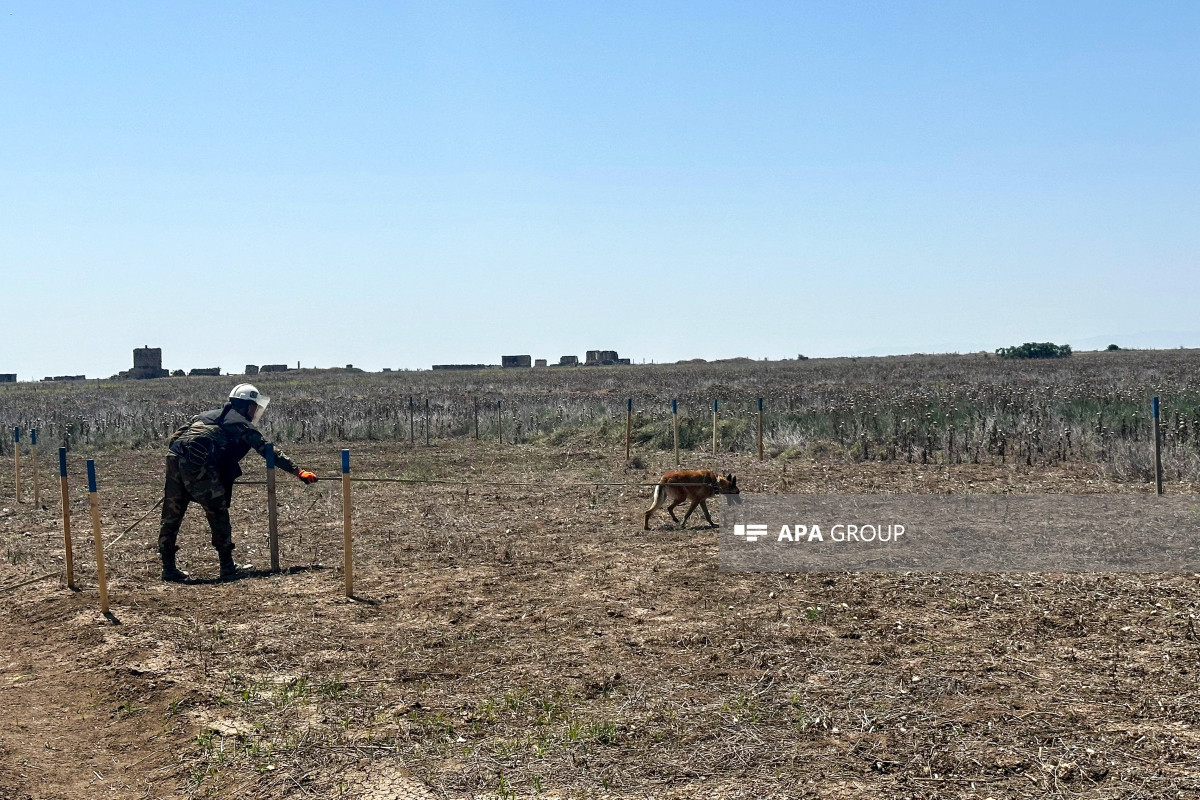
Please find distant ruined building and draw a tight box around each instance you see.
[119,346,169,380]
[585,349,630,366]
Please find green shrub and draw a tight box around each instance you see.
[995,342,1072,359]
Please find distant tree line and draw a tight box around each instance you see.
[996,342,1072,359]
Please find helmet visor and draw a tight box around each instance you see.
[250,394,270,424]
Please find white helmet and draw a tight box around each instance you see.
[229,383,270,423]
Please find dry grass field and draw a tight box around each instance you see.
[3,352,1200,799]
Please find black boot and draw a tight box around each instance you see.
[161,550,189,583]
[218,550,252,580]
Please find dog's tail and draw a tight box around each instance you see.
[644,483,663,529]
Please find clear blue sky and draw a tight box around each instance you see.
[3,2,1197,378]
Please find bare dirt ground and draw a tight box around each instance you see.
[2,437,1200,799]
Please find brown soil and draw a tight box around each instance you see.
[2,439,1199,799]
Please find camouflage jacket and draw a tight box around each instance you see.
[168,405,299,483]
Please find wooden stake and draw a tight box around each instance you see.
[59,448,74,589]
[625,398,632,462]
[474,397,479,441]
[409,396,414,446]
[712,398,718,457]
[1153,396,1163,496]
[12,427,20,503]
[86,460,108,614]
[757,397,764,461]
[266,443,279,573]
[341,449,353,597]
[497,400,502,444]
[672,399,680,466]
[425,398,430,446]
[31,428,39,507]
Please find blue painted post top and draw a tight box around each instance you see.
[266,442,276,469]
[11,427,17,443]
[627,398,632,412]
[758,397,764,411]
[86,460,97,492]
[425,398,429,408]
[341,449,350,474]
[713,399,718,412]
[58,447,67,477]
[1153,396,1160,418]
[409,396,413,407]
[672,399,677,413]
[31,429,37,445]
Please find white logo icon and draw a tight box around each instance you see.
[733,524,769,543]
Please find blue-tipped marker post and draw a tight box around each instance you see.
[1153,396,1163,495]
[672,399,680,466]
[12,427,20,503]
[341,449,353,597]
[59,447,74,588]
[712,399,719,457]
[86,459,109,613]
[30,428,39,507]
[266,443,279,573]
[757,398,764,461]
[625,398,633,462]
[408,396,414,445]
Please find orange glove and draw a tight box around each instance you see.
[298,470,318,484]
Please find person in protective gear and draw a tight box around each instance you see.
[158,384,318,581]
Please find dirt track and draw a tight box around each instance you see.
[3,439,1200,799]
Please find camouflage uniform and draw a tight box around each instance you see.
[158,405,300,561]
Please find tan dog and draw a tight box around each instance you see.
[644,470,740,530]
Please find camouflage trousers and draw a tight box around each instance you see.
[158,456,236,558]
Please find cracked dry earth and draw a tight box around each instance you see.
[3,439,1200,799]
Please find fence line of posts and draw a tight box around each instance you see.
[367,394,778,461]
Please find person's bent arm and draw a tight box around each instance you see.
[239,423,310,480]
